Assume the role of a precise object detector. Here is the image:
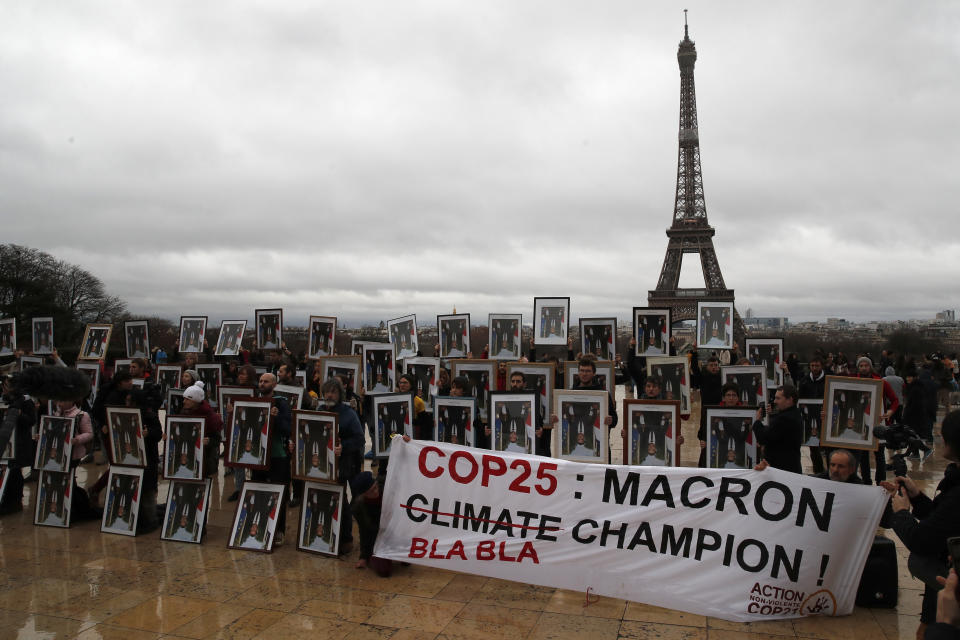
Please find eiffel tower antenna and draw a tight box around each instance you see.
[648,15,739,335]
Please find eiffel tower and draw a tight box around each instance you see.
[648,15,736,328]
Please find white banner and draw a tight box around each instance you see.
[374,439,888,622]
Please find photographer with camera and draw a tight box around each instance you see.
[881,410,960,637]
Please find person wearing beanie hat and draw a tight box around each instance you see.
[181,381,224,479]
[181,369,199,389]
[853,355,901,485]
[183,381,205,404]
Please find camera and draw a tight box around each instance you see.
[873,423,926,478]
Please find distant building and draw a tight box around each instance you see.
[743,316,788,331]
[936,310,956,322]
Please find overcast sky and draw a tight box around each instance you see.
[2,1,958,326]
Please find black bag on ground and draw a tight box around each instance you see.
[856,535,898,608]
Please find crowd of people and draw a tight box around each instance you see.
[2,332,960,636]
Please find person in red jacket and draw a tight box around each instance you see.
[855,356,900,484]
[182,381,224,478]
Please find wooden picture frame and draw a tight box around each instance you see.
[163,415,205,480]
[124,320,150,359]
[215,320,246,357]
[35,469,74,528]
[218,385,255,414]
[633,307,671,356]
[105,407,147,467]
[388,314,419,361]
[0,318,16,357]
[434,397,477,446]
[161,479,212,544]
[298,483,344,556]
[372,393,413,458]
[362,343,395,395]
[623,399,680,467]
[78,323,113,361]
[226,398,274,470]
[704,406,757,469]
[488,313,522,360]
[745,338,784,389]
[437,313,471,359]
[553,389,608,463]
[697,301,734,350]
[307,315,337,359]
[821,376,883,451]
[563,360,615,396]
[533,297,570,346]
[292,410,338,482]
[274,384,304,411]
[579,317,617,361]
[75,362,100,407]
[450,359,495,422]
[490,392,536,454]
[229,482,285,552]
[32,317,54,355]
[101,466,144,536]
[720,365,767,408]
[646,356,692,415]
[318,356,361,395]
[196,364,222,408]
[34,415,76,473]
[255,308,283,351]
[506,361,555,429]
[178,316,208,354]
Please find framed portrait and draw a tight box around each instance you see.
[78,323,113,361]
[623,400,680,467]
[293,410,337,482]
[255,308,283,351]
[101,466,144,536]
[352,339,373,356]
[799,399,824,447]
[563,360,615,396]
[372,393,413,458]
[490,392,536,454]
[704,407,757,469]
[437,313,470,359]
[0,404,12,459]
[196,364,222,408]
[124,320,150,359]
[579,318,617,361]
[218,385,255,413]
[745,338,784,389]
[226,398,273,469]
[434,397,476,446]
[161,479,212,544]
[403,357,439,409]
[720,365,767,408]
[318,356,361,395]
[167,389,185,416]
[506,362,554,429]
[488,313,522,360]
[533,297,570,346]
[388,314,419,361]
[553,390,608,463]
[646,356,691,415]
[131,378,146,390]
[164,415,205,480]
[298,483,344,556]
[450,359,495,422]
[362,343,395,395]
[633,308,671,356]
[215,320,246,357]
[34,415,76,473]
[75,363,100,407]
[697,301,734,350]
[32,317,54,355]
[35,469,74,528]
[822,376,883,451]
[19,355,42,370]
[113,359,133,377]
[155,364,182,393]
[308,315,337,359]
[274,384,304,411]
[105,407,146,467]
[0,318,16,357]
[0,463,10,505]
[229,482,285,552]
[295,370,307,387]
[177,316,207,354]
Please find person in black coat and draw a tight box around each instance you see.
[883,410,960,632]
[751,384,803,474]
[798,356,827,474]
[0,374,37,514]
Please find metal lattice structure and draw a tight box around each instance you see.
[649,16,737,326]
